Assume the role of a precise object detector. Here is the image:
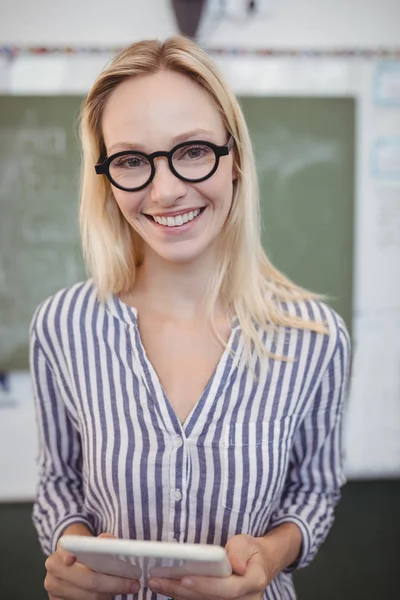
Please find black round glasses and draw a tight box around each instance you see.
[95,136,234,192]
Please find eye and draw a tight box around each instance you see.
[186,146,203,159]
[175,144,213,161]
[112,155,148,169]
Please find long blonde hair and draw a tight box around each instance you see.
[80,35,327,359]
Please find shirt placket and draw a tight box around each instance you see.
[167,433,187,542]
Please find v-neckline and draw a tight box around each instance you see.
[106,293,243,435]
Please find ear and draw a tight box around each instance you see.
[230,152,238,181]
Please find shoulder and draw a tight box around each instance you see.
[30,279,101,346]
[283,297,348,335]
[276,298,351,368]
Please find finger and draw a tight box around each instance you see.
[45,563,140,597]
[55,540,77,567]
[226,558,268,596]
[46,574,98,600]
[228,553,247,576]
[46,552,74,577]
[97,533,117,540]
[225,534,257,575]
[71,563,141,595]
[46,551,76,578]
[178,560,267,599]
[46,579,108,600]
[71,561,140,594]
[181,574,249,599]
[46,574,140,600]
[55,532,116,568]
[148,577,203,600]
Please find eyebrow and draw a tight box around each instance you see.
[107,129,217,154]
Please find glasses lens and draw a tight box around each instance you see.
[172,143,216,181]
[109,153,151,189]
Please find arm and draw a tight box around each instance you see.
[255,522,302,581]
[31,327,141,598]
[30,329,95,556]
[265,318,351,571]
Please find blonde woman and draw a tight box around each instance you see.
[30,36,350,600]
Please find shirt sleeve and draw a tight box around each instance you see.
[268,317,351,570]
[30,329,95,556]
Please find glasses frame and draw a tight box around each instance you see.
[95,136,234,192]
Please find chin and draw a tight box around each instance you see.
[158,251,203,264]
[154,242,210,265]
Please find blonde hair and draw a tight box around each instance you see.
[80,35,327,359]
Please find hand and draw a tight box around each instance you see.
[147,534,270,600]
[45,533,140,600]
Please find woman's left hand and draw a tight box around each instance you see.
[147,534,270,600]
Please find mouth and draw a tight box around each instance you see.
[145,207,206,228]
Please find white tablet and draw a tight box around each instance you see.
[59,536,232,581]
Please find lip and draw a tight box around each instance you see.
[144,207,205,218]
[146,207,205,232]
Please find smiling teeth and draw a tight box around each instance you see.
[153,208,201,227]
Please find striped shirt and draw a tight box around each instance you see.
[30,280,350,600]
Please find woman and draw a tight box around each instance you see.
[30,36,350,600]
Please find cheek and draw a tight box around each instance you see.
[112,189,144,216]
[195,169,234,211]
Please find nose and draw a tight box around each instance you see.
[149,156,186,205]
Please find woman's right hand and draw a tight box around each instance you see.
[44,533,140,600]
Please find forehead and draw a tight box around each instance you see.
[101,70,226,147]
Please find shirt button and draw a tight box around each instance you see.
[175,437,183,448]
[174,489,182,502]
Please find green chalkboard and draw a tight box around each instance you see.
[0,96,86,370]
[0,95,354,370]
[240,97,355,333]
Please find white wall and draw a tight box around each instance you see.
[1,2,400,497]
[0,0,399,48]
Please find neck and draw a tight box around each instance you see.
[130,246,222,321]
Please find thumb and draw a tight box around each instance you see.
[229,552,247,576]
[226,537,255,576]
[97,532,118,539]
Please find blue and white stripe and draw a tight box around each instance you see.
[30,280,350,600]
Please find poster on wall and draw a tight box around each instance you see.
[374,61,400,106]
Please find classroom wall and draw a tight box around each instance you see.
[0,0,399,47]
[1,0,400,491]
[0,3,399,600]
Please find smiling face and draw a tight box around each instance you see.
[101,70,236,265]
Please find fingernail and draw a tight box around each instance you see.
[130,582,139,593]
[148,579,161,591]
[182,577,193,587]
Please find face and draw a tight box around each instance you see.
[101,70,236,265]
